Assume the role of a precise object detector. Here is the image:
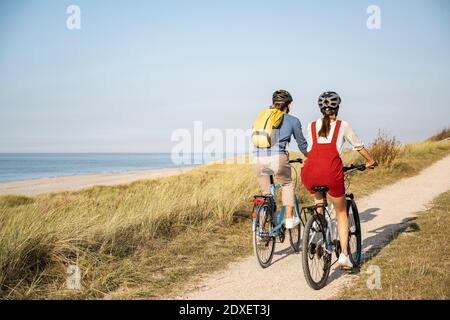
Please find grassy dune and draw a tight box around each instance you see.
[336,190,450,300]
[0,137,449,299]
[428,127,450,142]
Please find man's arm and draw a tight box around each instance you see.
[292,118,308,157]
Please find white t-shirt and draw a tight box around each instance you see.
[306,118,364,155]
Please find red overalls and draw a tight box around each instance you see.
[301,120,345,198]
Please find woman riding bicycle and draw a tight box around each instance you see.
[301,91,376,269]
[253,90,308,229]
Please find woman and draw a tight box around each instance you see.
[253,90,308,229]
[301,91,376,269]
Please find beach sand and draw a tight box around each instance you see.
[0,167,194,196]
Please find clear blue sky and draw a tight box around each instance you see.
[0,0,449,152]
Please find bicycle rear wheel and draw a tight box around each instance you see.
[253,202,276,268]
[347,199,362,267]
[302,215,331,290]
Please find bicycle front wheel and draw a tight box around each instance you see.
[302,215,331,290]
[347,199,362,267]
[253,202,276,268]
[288,222,301,252]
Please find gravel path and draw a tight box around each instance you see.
[178,155,450,300]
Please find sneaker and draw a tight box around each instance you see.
[338,253,353,270]
[285,216,301,229]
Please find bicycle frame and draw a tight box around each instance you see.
[301,165,365,256]
[252,158,304,239]
[265,181,303,237]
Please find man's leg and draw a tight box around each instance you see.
[276,154,294,219]
[253,158,271,196]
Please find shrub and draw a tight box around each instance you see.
[369,131,401,167]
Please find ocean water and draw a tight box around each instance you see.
[0,153,227,182]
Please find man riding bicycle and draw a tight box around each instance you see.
[252,90,308,229]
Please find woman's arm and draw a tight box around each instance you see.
[357,147,377,168]
[343,122,376,168]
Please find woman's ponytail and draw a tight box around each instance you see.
[318,113,331,138]
[318,108,338,138]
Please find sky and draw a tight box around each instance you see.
[0,0,449,153]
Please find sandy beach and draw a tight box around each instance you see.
[0,167,194,196]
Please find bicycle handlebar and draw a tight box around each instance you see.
[288,159,367,171]
[289,158,303,164]
[343,163,366,172]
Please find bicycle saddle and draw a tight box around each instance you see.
[261,168,275,176]
[312,186,329,192]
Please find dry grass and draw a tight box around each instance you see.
[340,140,450,198]
[428,128,450,142]
[336,190,450,300]
[0,163,258,299]
[0,137,449,299]
[368,131,401,168]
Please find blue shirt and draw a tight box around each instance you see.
[253,114,308,157]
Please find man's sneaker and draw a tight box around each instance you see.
[285,216,301,229]
[338,253,353,270]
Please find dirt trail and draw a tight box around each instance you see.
[178,155,450,300]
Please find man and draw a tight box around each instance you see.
[253,90,308,228]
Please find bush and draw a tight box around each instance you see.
[369,131,401,167]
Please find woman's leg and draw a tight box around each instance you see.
[313,192,325,213]
[328,194,348,255]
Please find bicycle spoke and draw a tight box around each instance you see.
[302,213,332,290]
[253,203,276,268]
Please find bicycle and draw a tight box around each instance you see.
[252,158,304,268]
[301,163,366,290]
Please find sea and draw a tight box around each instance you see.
[0,153,229,183]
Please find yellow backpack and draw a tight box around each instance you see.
[251,108,285,148]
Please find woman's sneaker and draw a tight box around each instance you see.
[285,216,300,229]
[338,253,353,270]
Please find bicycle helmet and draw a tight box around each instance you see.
[272,90,293,104]
[318,91,341,110]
